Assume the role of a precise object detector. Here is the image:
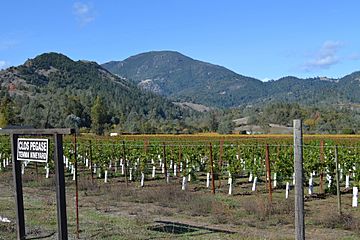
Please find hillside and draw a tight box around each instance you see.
[102,51,265,108]
[336,71,360,102]
[0,53,190,133]
[103,51,360,108]
[1,51,360,134]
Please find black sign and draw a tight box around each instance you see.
[17,138,49,163]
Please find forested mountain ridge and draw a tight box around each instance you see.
[102,51,265,108]
[1,51,360,134]
[336,71,360,102]
[0,52,194,133]
[103,51,360,108]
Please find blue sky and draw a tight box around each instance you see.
[1,1,359,80]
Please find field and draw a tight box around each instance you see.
[1,134,360,239]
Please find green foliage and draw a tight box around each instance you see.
[57,135,360,195]
[261,103,305,126]
[217,118,235,134]
[91,96,107,135]
[0,94,16,127]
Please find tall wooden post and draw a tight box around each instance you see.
[89,140,94,183]
[122,141,128,187]
[218,140,224,189]
[335,146,342,215]
[163,142,167,182]
[293,119,305,240]
[265,144,272,203]
[73,134,79,239]
[54,133,68,240]
[319,140,324,193]
[178,145,182,177]
[209,143,215,194]
[11,134,26,240]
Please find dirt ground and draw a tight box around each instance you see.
[1,169,360,240]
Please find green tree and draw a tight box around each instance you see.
[217,119,235,134]
[91,96,107,135]
[0,95,15,128]
[208,111,219,132]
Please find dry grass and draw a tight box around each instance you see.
[108,183,215,217]
[315,211,360,234]
[78,177,101,192]
[22,173,56,189]
[0,222,16,236]
[243,195,294,221]
[80,179,239,224]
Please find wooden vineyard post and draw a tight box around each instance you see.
[178,145,182,177]
[112,140,116,172]
[170,146,174,172]
[89,140,94,183]
[209,143,215,194]
[293,119,305,240]
[144,139,148,155]
[320,140,324,194]
[335,145,342,215]
[122,141,128,187]
[73,134,79,239]
[265,144,272,203]
[163,142,168,182]
[218,140,224,189]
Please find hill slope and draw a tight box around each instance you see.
[103,51,360,108]
[102,51,265,108]
[0,52,188,132]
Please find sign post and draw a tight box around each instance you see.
[1,128,73,240]
[11,133,25,239]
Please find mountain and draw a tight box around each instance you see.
[1,51,359,134]
[103,51,360,108]
[102,51,265,108]
[336,71,360,102]
[0,52,190,133]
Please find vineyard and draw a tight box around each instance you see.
[1,134,360,239]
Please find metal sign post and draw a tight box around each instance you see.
[1,128,73,240]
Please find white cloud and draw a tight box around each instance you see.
[348,53,360,61]
[302,41,342,71]
[73,2,95,26]
[0,60,8,70]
